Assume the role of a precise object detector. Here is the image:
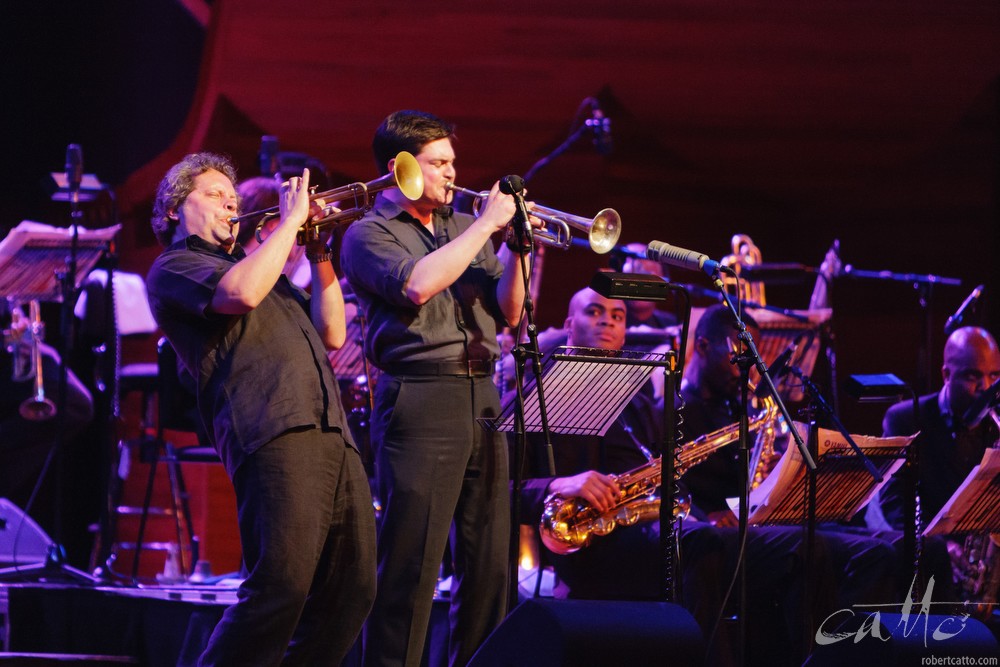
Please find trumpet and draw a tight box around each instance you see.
[443,182,622,254]
[229,151,424,245]
[4,300,57,421]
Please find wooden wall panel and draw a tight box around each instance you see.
[116,0,1000,429]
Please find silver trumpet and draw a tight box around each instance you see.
[7,300,57,421]
[443,182,622,254]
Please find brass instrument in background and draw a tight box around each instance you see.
[4,300,57,421]
[443,182,622,254]
[539,393,778,555]
[229,151,424,245]
[720,234,766,305]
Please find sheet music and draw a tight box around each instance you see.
[923,448,1000,537]
[485,346,668,436]
[0,220,120,301]
[746,421,912,525]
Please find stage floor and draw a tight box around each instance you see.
[0,580,452,667]
[1,581,236,666]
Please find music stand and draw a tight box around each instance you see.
[483,346,668,437]
[0,221,118,583]
[485,345,682,600]
[0,221,118,300]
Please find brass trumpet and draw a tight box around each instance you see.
[229,151,424,245]
[443,182,622,254]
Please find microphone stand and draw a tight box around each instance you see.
[708,266,815,664]
[506,199,556,611]
[840,266,962,394]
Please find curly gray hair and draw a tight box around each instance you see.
[151,152,239,246]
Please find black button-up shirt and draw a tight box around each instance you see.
[146,236,352,475]
[340,197,507,368]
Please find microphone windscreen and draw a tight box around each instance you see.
[499,175,525,195]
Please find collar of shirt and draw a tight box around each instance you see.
[177,234,246,261]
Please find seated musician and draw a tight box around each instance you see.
[515,290,885,666]
[870,325,1000,603]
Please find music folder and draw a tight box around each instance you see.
[923,448,1000,538]
[743,422,913,525]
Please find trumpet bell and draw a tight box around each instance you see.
[20,397,57,421]
[392,151,424,202]
[588,208,622,254]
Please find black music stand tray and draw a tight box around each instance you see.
[482,346,668,437]
[924,448,1000,539]
[746,423,913,526]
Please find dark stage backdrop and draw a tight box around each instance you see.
[3,1,998,435]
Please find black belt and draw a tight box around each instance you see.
[382,359,495,378]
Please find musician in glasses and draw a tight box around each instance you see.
[146,152,375,666]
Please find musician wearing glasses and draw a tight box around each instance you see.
[341,110,534,666]
[146,153,375,666]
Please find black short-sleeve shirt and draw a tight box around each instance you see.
[146,236,353,475]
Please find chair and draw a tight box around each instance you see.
[131,338,219,582]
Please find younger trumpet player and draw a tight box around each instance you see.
[341,109,535,667]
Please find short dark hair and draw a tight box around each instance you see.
[151,152,238,246]
[234,177,279,246]
[372,110,456,175]
[695,304,759,343]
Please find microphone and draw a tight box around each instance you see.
[586,103,613,156]
[755,338,798,400]
[960,376,1000,430]
[500,175,533,244]
[65,144,83,193]
[645,240,719,276]
[944,284,984,335]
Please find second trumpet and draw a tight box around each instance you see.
[443,182,621,254]
[231,151,424,245]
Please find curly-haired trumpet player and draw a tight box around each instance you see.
[146,153,375,666]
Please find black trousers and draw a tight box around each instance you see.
[364,374,509,667]
[198,428,377,667]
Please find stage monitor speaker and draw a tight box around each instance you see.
[468,598,704,667]
[0,498,52,566]
[804,611,998,666]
